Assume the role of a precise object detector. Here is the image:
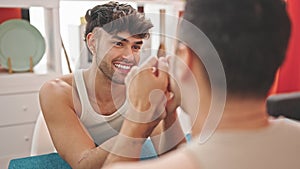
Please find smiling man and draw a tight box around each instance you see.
[38,2,170,169]
[95,32,144,84]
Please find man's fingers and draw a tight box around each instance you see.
[125,66,138,85]
[165,91,174,101]
[140,56,158,70]
[158,57,168,72]
[157,57,169,81]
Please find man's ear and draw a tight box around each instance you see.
[177,45,193,80]
[183,47,193,68]
[86,33,96,55]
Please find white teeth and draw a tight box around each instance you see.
[114,63,131,70]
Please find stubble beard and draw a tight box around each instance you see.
[98,61,126,85]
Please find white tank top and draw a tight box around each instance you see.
[183,118,300,169]
[74,70,126,146]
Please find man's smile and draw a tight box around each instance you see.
[113,61,135,74]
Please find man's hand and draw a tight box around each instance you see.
[149,56,187,155]
[123,57,170,138]
[102,57,171,165]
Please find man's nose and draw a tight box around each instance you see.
[122,46,135,60]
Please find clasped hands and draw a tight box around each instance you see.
[122,57,175,138]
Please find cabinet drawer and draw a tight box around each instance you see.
[0,93,40,126]
[0,123,35,167]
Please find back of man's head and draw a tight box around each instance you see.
[183,0,290,97]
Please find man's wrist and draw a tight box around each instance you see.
[163,113,178,129]
[120,119,153,138]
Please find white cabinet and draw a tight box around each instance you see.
[0,74,60,169]
[0,0,62,168]
[0,124,35,168]
[0,92,40,126]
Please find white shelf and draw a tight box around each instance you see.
[1,0,62,74]
[1,0,59,8]
[0,1,63,168]
[0,72,60,95]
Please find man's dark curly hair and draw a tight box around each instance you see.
[182,0,290,97]
[84,1,153,40]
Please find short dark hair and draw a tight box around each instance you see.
[183,0,290,97]
[84,1,153,39]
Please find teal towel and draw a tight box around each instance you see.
[8,153,71,169]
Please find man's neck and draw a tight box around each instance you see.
[217,96,269,130]
[84,66,126,115]
[192,95,270,137]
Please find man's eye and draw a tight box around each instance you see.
[114,42,123,46]
[132,45,141,50]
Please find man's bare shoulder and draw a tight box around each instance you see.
[41,73,73,92]
[39,74,74,107]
